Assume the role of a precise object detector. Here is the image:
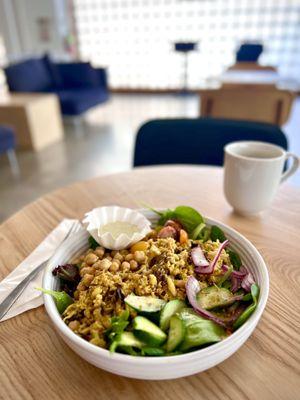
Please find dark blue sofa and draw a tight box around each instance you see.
[4,55,109,116]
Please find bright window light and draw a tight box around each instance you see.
[73,0,300,89]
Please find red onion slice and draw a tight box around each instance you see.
[241,271,255,292]
[186,276,227,327]
[231,269,247,278]
[191,246,209,268]
[231,275,241,293]
[221,264,229,273]
[194,239,229,274]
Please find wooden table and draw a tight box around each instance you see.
[0,166,299,400]
[0,93,64,151]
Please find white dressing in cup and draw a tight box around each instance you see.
[99,221,139,239]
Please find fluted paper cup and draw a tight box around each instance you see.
[83,206,152,250]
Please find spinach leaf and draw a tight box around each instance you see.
[233,284,259,329]
[227,249,242,270]
[88,236,99,250]
[242,293,252,302]
[151,205,205,234]
[36,287,73,314]
[210,225,227,242]
[178,308,226,351]
[158,209,177,226]
[173,206,204,233]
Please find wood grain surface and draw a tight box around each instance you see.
[0,166,299,400]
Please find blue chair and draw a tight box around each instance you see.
[4,55,109,117]
[133,118,288,167]
[0,125,20,176]
[236,43,263,63]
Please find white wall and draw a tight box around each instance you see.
[0,0,71,62]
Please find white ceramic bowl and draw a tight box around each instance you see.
[42,211,269,380]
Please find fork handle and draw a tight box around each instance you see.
[0,260,47,321]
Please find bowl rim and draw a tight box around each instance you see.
[42,215,269,364]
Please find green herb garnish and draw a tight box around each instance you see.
[88,236,98,250]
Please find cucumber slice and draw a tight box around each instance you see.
[197,286,236,310]
[109,331,144,352]
[160,299,186,331]
[166,315,186,352]
[141,347,165,356]
[133,316,167,346]
[125,294,166,314]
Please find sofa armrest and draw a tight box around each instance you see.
[95,68,108,89]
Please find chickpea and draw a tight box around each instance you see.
[82,273,94,286]
[129,260,138,270]
[120,249,129,256]
[109,262,119,273]
[95,247,105,258]
[133,251,146,263]
[125,253,134,262]
[99,259,112,270]
[113,257,121,265]
[85,253,99,266]
[114,252,124,262]
[130,241,149,253]
[121,261,130,272]
[80,266,95,277]
[92,260,102,270]
[68,320,80,331]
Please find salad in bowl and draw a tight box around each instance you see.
[40,206,262,362]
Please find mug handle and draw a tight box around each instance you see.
[281,153,300,183]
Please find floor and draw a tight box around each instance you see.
[0,93,299,222]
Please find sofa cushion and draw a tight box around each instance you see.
[54,88,109,116]
[42,54,63,88]
[4,58,53,92]
[56,62,100,89]
[0,125,15,153]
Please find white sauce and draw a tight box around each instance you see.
[99,221,139,238]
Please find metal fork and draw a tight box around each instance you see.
[0,220,82,321]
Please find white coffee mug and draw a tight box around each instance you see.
[224,141,299,215]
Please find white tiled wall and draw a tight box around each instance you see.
[74,0,300,89]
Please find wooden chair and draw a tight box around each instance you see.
[199,85,295,125]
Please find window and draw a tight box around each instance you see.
[73,0,300,89]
